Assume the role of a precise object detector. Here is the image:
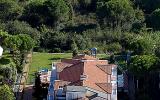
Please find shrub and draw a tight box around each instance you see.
[106,43,122,53]
[53,48,61,53]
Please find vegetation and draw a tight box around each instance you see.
[27,52,108,83]
[0,0,160,99]
[0,84,15,100]
[27,53,72,83]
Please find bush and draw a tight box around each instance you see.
[33,47,45,52]
[155,46,160,58]
[106,43,122,53]
[130,35,155,55]
[53,48,61,53]
[4,20,40,44]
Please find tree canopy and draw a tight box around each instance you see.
[0,84,15,100]
[97,0,135,30]
[129,55,158,78]
[0,0,22,22]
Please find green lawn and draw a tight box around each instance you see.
[27,52,109,84]
[27,52,72,84]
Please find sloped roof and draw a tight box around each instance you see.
[59,62,84,85]
[56,62,73,72]
[54,80,70,90]
[73,54,97,60]
[56,55,115,94]
[96,65,112,75]
[96,83,112,94]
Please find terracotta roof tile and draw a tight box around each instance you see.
[96,83,112,94]
[61,59,80,64]
[73,54,97,60]
[96,65,112,75]
[54,80,70,90]
[55,55,115,94]
[56,62,72,72]
[59,62,84,84]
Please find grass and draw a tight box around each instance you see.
[27,52,72,84]
[27,52,109,84]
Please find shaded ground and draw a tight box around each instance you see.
[23,85,34,100]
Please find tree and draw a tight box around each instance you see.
[149,9,160,30]
[17,34,35,51]
[131,9,145,33]
[129,35,155,55]
[97,0,135,30]
[21,1,47,27]
[4,34,34,51]
[4,20,40,44]
[106,42,122,53]
[71,39,78,57]
[78,0,92,9]
[22,0,70,29]
[43,0,70,29]
[0,84,15,100]
[41,31,69,50]
[120,32,135,50]
[4,34,35,73]
[155,45,160,58]
[0,30,9,45]
[0,0,22,22]
[134,0,160,13]
[4,35,22,51]
[129,55,158,78]
[129,55,159,98]
[0,57,16,84]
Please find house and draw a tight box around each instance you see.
[48,54,117,100]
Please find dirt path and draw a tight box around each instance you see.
[16,53,33,100]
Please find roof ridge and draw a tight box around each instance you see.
[96,64,112,75]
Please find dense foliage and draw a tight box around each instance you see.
[0,84,15,100]
[1,0,160,99]
[0,0,160,53]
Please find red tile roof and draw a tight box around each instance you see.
[73,54,97,60]
[54,80,70,90]
[96,83,112,94]
[59,62,84,85]
[55,54,114,94]
[96,65,112,75]
[61,59,80,64]
[56,62,72,72]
